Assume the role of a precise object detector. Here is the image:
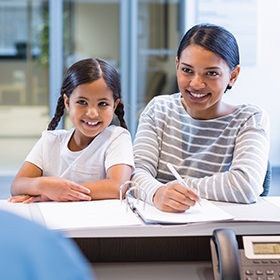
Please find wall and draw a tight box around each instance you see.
[187,0,280,166]
[74,3,119,67]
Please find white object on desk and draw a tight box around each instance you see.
[0,200,32,220]
[212,197,280,222]
[263,196,280,209]
[132,198,233,224]
[0,200,143,230]
[38,200,143,230]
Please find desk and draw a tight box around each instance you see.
[93,261,214,280]
[2,197,280,280]
[60,198,280,264]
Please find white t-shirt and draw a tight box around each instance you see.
[26,125,134,184]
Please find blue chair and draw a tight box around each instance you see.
[260,161,271,196]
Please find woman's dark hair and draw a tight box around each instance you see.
[47,58,128,130]
[177,23,240,73]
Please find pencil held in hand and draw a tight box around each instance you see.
[167,163,202,206]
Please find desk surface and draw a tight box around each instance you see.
[63,197,280,238]
[1,197,280,264]
[72,197,280,263]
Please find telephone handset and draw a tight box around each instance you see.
[210,228,280,280]
[210,228,241,280]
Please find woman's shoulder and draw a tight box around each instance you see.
[234,104,270,128]
[236,104,268,119]
[145,92,182,112]
[152,92,181,103]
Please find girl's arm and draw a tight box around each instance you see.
[81,164,133,200]
[10,162,91,202]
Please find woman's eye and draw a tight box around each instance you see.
[182,67,192,73]
[207,71,219,77]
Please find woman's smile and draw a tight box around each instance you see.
[187,90,210,100]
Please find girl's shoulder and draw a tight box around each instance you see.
[40,129,72,144]
[104,125,131,137]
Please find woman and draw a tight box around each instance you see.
[132,23,270,213]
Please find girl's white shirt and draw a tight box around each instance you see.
[26,125,134,183]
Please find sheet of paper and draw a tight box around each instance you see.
[0,199,32,220]
[212,197,280,222]
[263,196,280,209]
[38,200,143,230]
[132,199,233,224]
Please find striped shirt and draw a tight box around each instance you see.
[132,93,270,205]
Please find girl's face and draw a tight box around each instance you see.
[64,78,119,149]
[176,44,240,119]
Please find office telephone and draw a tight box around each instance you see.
[210,228,280,280]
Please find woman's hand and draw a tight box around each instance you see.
[153,183,200,212]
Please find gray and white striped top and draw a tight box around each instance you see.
[132,93,270,205]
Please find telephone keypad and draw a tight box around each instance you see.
[240,250,280,280]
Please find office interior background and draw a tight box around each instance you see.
[0,0,279,196]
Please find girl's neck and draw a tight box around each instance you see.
[68,131,94,152]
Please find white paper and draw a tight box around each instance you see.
[0,199,32,220]
[212,198,280,222]
[38,200,142,230]
[132,199,234,224]
[263,196,280,209]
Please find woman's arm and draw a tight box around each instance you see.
[133,99,270,211]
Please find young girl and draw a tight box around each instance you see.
[132,23,270,212]
[9,58,134,203]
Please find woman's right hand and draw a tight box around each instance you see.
[153,183,200,213]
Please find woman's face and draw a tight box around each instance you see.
[176,44,240,119]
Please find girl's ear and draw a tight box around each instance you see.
[63,94,70,111]
[228,65,241,88]
[114,98,120,111]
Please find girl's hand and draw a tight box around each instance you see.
[11,176,92,203]
[153,183,200,213]
[8,194,50,204]
[38,177,92,202]
[8,195,33,203]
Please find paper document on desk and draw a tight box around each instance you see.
[0,200,32,220]
[37,200,142,230]
[263,196,280,209]
[132,199,233,224]
[212,197,280,222]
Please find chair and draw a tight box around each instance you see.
[260,161,272,196]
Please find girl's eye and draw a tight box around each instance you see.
[99,101,108,107]
[77,100,87,105]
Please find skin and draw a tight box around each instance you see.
[153,44,241,212]
[10,78,132,203]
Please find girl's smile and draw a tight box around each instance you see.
[64,78,119,150]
